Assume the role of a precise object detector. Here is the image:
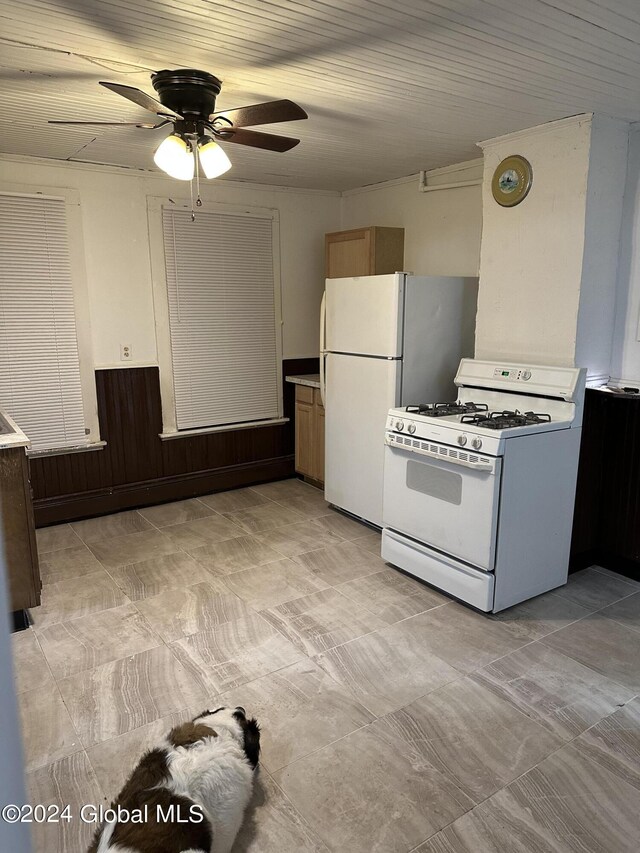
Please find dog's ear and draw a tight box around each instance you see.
[242,718,261,769]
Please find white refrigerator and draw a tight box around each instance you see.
[320,273,478,527]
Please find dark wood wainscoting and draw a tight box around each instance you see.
[571,388,640,581]
[32,358,319,526]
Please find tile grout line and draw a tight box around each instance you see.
[29,576,135,634]
[37,523,84,554]
[254,763,333,849]
[162,637,315,710]
[32,647,88,765]
[269,711,479,853]
[589,564,640,587]
[406,684,640,852]
[185,534,382,579]
[458,579,640,688]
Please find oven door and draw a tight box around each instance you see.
[383,435,502,571]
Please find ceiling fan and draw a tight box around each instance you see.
[49,68,308,181]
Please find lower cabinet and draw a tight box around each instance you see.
[0,446,41,612]
[294,385,325,484]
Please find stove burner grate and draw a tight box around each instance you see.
[460,410,552,430]
[405,401,488,418]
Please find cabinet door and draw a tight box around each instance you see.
[314,391,325,483]
[0,448,41,610]
[325,228,372,278]
[295,393,315,478]
[371,227,405,274]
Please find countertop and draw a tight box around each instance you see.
[590,385,640,399]
[0,410,30,450]
[285,374,321,389]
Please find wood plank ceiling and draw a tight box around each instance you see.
[0,0,639,190]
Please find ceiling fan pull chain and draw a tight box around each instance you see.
[195,141,202,208]
[190,169,195,222]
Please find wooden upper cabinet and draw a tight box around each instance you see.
[325,226,405,278]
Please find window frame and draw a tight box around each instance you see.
[147,195,285,438]
[0,184,101,456]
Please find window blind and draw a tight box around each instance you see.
[0,193,87,451]
[162,207,280,430]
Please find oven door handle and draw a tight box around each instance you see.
[385,434,497,473]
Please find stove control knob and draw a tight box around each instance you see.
[522,369,531,381]
[457,434,467,446]
[408,423,416,434]
[396,420,404,431]
[471,437,483,450]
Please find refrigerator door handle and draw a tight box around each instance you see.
[319,290,326,406]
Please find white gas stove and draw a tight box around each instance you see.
[381,358,586,612]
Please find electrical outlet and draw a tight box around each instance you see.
[120,344,132,361]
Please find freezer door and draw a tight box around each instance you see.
[401,276,478,404]
[325,274,404,357]
[325,352,401,527]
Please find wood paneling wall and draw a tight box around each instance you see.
[571,389,640,580]
[32,359,318,526]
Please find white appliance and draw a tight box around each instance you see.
[382,358,586,612]
[320,273,478,527]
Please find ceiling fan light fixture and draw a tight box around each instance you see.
[197,137,232,179]
[154,133,194,180]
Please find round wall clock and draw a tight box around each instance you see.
[491,155,533,207]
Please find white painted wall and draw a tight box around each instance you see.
[576,115,629,381]
[476,114,628,380]
[340,161,483,277]
[476,116,593,368]
[611,126,640,386]
[0,156,341,364]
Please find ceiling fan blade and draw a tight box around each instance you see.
[211,99,307,128]
[214,126,300,152]
[48,120,168,129]
[99,81,183,119]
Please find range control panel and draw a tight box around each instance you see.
[493,366,531,381]
[456,359,585,402]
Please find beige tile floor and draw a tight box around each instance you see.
[10,478,640,852]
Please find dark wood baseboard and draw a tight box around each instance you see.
[301,475,324,491]
[570,548,639,582]
[601,556,640,583]
[569,549,599,574]
[34,455,295,526]
[11,610,31,633]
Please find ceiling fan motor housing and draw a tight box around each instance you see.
[151,69,222,120]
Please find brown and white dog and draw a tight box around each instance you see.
[88,706,260,853]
